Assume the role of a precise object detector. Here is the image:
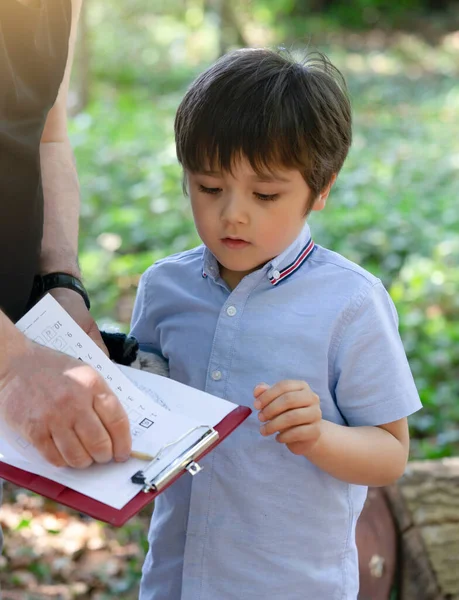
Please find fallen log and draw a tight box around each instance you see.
[357,458,459,600]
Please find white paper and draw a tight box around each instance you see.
[120,365,236,425]
[0,295,236,510]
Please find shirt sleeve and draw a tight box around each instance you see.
[129,267,164,357]
[332,281,422,427]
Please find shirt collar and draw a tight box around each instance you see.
[202,223,315,286]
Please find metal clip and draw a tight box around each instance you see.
[186,461,202,476]
[138,427,219,493]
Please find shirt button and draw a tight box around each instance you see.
[211,370,222,381]
[226,306,237,317]
[270,269,281,280]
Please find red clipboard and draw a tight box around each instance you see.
[0,405,251,526]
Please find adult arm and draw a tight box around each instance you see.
[39,0,105,350]
[0,0,132,467]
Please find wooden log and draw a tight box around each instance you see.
[384,458,459,600]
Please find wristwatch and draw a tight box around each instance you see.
[29,272,91,310]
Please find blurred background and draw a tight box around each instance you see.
[1,0,459,597]
[71,0,459,463]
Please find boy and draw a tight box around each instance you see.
[130,48,421,600]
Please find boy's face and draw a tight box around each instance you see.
[187,158,331,289]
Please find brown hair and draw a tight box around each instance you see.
[175,47,352,200]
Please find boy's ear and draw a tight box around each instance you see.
[311,174,337,212]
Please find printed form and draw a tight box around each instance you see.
[0,295,235,509]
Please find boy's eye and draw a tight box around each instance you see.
[254,192,279,201]
[199,184,221,195]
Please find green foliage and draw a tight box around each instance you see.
[72,85,199,321]
[306,48,459,456]
[392,242,459,457]
[243,0,459,38]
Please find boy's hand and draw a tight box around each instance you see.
[253,380,322,455]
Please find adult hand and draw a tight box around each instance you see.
[50,288,108,355]
[0,339,132,468]
[254,380,323,456]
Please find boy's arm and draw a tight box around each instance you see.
[254,281,420,488]
[255,381,409,487]
[300,418,409,486]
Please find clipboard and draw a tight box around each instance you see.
[0,405,250,526]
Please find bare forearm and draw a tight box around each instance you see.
[303,420,409,487]
[39,140,81,277]
[39,0,83,278]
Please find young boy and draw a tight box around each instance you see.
[130,48,422,600]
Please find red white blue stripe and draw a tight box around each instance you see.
[269,238,315,285]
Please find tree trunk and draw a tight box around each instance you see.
[213,0,248,56]
[69,0,91,116]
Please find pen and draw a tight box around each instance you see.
[130,451,155,461]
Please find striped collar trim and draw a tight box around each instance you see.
[201,225,315,285]
[268,238,315,285]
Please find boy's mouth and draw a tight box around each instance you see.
[221,237,251,250]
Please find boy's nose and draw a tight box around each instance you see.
[221,195,248,224]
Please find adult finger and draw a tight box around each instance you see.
[52,429,93,469]
[74,410,114,464]
[36,435,67,468]
[93,393,132,462]
[253,380,306,410]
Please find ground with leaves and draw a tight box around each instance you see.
[0,483,151,599]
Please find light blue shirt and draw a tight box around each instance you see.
[130,223,421,600]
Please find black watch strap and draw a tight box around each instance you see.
[30,273,91,310]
